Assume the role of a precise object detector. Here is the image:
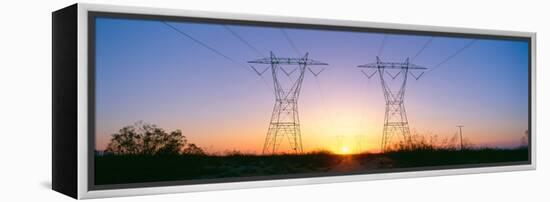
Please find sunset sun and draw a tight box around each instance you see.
[338,146,350,155]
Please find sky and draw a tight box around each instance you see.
[94,16,529,154]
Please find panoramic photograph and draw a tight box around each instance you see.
[93,16,530,186]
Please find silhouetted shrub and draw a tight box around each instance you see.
[105,121,203,155]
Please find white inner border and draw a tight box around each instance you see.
[76,3,537,199]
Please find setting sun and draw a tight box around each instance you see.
[338,146,350,154]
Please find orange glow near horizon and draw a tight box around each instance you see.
[96,120,520,155]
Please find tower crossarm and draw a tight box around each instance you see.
[357,62,427,70]
[248,57,328,66]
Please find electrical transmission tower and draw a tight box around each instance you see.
[358,57,427,152]
[249,52,328,154]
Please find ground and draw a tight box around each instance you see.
[94,147,528,185]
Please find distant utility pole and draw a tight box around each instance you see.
[457,125,464,150]
[249,52,328,154]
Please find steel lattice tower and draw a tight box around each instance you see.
[249,52,328,154]
[358,57,427,152]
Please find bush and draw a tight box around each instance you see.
[105,121,204,155]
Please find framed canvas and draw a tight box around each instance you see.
[52,3,536,199]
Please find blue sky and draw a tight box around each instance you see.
[94,17,529,153]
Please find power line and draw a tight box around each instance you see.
[426,39,477,74]
[279,28,328,79]
[223,25,266,57]
[162,21,273,92]
[377,34,388,56]
[411,37,434,62]
[220,24,277,94]
[280,29,302,56]
[162,21,253,73]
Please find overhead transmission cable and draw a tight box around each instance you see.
[378,34,388,57]
[411,37,434,62]
[280,29,302,56]
[223,25,266,57]
[162,21,272,91]
[425,39,477,74]
[163,22,251,73]
[221,25,275,94]
[279,28,329,80]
